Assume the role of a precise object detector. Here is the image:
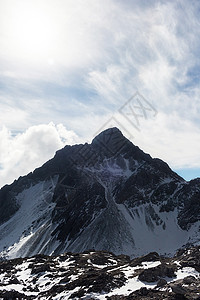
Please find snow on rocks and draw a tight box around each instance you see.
[0,246,199,299]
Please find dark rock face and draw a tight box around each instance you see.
[130,252,160,267]
[0,127,200,259]
[156,278,167,287]
[138,264,176,282]
[0,246,199,300]
[52,179,107,242]
[175,245,200,272]
[0,184,20,225]
[176,178,200,230]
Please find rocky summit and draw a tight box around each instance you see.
[0,127,200,260]
[0,245,199,299]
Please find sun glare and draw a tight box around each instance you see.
[6,1,58,63]
[1,0,98,72]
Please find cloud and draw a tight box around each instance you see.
[85,1,200,115]
[84,0,200,172]
[133,112,200,169]
[0,123,79,188]
[0,0,113,82]
[0,100,29,131]
[0,0,200,175]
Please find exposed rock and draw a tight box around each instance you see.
[130,252,160,267]
[156,278,167,287]
[183,276,197,284]
[0,246,199,300]
[171,284,187,295]
[0,289,32,299]
[138,263,176,282]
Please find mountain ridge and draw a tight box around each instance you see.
[0,127,199,259]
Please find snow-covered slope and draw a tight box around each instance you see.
[0,177,59,259]
[0,127,199,259]
[0,246,199,299]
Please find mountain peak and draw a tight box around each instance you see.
[92,127,128,156]
[92,127,124,141]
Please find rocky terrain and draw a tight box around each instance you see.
[0,245,199,299]
[0,127,199,259]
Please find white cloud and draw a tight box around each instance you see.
[83,0,200,172]
[0,0,113,82]
[0,123,79,188]
[0,0,200,174]
[134,112,200,169]
[85,1,200,114]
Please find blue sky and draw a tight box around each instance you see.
[0,0,200,187]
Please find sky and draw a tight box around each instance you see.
[0,0,200,187]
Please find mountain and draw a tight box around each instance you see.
[0,127,199,259]
[0,245,199,299]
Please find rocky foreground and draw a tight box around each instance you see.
[0,246,199,299]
